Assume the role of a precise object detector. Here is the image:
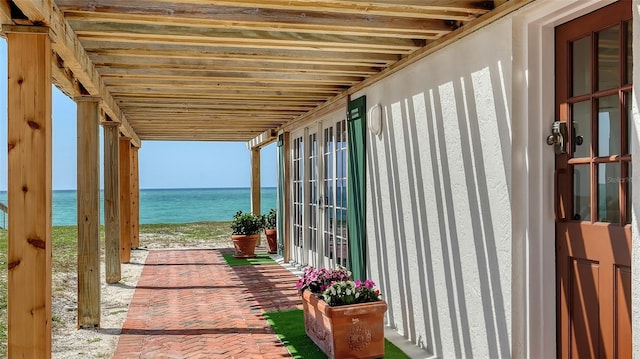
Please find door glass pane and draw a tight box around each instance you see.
[625,91,632,155]
[573,36,591,96]
[598,26,620,91]
[573,164,591,221]
[627,163,632,224]
[597,95,620,157]
[598,163,620,223]
[626,21,633,85]
[572,101,591,158]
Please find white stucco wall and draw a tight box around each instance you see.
[356,17,513,358]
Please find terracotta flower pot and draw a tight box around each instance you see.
[301,290,387,359]
[265,229,278,254]
[231,234,258,258]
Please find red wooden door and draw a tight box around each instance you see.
[555,2,632,358]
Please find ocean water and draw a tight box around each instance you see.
[0,187,277,226]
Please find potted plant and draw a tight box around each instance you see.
[230,210,263,258]
[263,209,278,254]
[296,266,387,359]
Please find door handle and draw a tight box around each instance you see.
[546,121,567,154]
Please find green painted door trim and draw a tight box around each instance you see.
[347,96,367,280]
[277,133,285,256]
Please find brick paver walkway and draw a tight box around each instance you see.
[113,249,302,359]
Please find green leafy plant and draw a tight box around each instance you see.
[263,209,277,230]
[230,210,264,235]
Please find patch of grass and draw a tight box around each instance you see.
[109,309,128,316]
[140,222,232,240]
[264,309,410,359]
[222,252,277,266]
[87,337,102,343]
[264,309,325,359]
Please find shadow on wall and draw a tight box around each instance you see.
[367,63,512,358]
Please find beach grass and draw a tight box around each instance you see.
[0,221,234,358]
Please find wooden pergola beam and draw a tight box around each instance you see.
[9,0,141,147]
[248,129,277,150]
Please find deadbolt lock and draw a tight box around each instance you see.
[546,121,567,154]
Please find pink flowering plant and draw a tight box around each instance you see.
[296,266,351,294]
[296,266,382,307]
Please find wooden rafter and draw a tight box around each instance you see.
[3,0,519,142]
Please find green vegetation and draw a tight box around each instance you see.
[222,252,277,266]
[230,210,264,235]
[264,309,410,359]
[140,221,231,241]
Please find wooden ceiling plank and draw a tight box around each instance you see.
[10,0,141,147]
[135,0,489,20]
[99,68,362,85]
[72,28,422,54]
[57,2,452,38]
[81,42,400,66]
[105,81,344,94]
[91,55,380,76]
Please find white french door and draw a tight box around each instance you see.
[291,134,304,264]
[321,119,348,268]
[306,128,320,267]
[289,118,348,269]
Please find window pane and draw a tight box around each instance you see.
[597,95,620,157]
[573,164,591,221]
[598,26,620,91]
[627,163,632,224]
[626,21,633,85]
[598,163,620,223]
[626,91,631,155]
[573,36,591,96]
[572,101,591,158]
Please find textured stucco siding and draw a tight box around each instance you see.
[358,17,513,358]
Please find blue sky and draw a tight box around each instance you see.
[0,39,277,190]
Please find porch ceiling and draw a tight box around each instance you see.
[4,0,529,144]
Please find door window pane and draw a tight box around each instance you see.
[572,101,591,158]
[573,164,591,221]
[598,26,620,91]
[597,95,620,157]
[625,91,632,155]
[627,163,632,224]
[626,21,633,85]
[573,36,591,96]
[598,163,620,223]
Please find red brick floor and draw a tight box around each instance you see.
[112,249,302,359]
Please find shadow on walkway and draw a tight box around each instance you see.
[113,248,301,359]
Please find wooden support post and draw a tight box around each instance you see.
[282,132,291,262]
[130,146,140,249]
[6,26,53,358]
[251,148,261,245]
[103,123,121,283]
[119,137,132,263]
[76,97,101,328]
[251,148,261,215]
